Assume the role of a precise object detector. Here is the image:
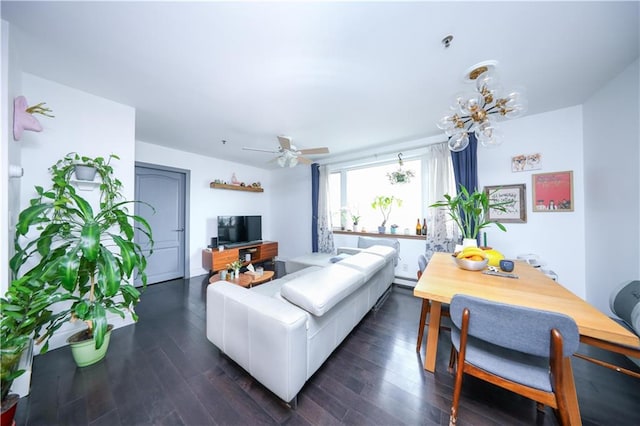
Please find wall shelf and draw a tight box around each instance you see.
[70,179,100,191]
[210,183,264,193]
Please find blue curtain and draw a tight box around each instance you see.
[311,163,319,252]
[451,133,478,192]
[450,133,479,243]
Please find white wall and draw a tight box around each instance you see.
[1,19,23,295]
[17,73,137,351]
[270,165,313,260]
[135,141,273,277]
[583,59,640,315]
[478,106,586,297]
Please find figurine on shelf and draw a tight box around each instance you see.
[231,173,240,186]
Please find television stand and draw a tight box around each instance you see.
[202,241,278,273]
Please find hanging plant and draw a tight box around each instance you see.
[387,153,415,184]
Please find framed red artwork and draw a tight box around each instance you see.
[532,171,574,212]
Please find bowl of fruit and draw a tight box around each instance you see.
[452,247,489,271]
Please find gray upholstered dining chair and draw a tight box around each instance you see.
[448,294,580,426]
[415,254,450,352]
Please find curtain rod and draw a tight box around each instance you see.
[322,137,447,168]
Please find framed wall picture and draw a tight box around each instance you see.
[532,171,574,212]
[484,184,526,223]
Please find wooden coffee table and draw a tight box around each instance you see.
[209,270,274,288]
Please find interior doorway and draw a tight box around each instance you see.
[135,163,190,285]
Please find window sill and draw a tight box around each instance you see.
[333,230,426,241]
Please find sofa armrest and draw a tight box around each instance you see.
[206,282,308,403]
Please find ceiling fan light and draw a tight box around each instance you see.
[289,156,298,167]
[277,155,286,167]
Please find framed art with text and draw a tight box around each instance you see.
[532,171,574,212]
[484,184,527,223]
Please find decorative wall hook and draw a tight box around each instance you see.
[13,96,54,141]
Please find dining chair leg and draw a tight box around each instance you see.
[449,364,464,426]
[416,299,430,352]
[448,346,457,373]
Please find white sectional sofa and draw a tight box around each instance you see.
[206,244,397,405]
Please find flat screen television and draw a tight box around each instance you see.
[217,215,262,246]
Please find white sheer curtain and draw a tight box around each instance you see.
[317,164,335,253]
[424,142,458,259]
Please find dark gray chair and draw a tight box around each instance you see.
[574,280,640,378]
[416,254,450,352]
[448,294,580,426]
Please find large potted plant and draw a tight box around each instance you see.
[10,153,154,367]
[430,184,509,246]
[371,195,402,234]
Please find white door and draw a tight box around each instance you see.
[135,166,186,285]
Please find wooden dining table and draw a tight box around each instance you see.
[414,252,640,424]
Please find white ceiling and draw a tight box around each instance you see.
[2,1,638,169]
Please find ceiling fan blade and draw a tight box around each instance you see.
[297,156,313,165]
[298,147,329,155]
[277,136,291,151]
[242,147,279,153]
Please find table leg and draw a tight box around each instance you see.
[424,301,442,372]
[561,356,582,425]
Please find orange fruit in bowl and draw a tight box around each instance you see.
[468,255,484,261]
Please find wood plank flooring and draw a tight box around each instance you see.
[13,276,640,425]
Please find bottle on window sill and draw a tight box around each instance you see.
[416,218,422,236]
[422,218,427,235]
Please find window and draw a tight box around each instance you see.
[330,158,422,233]
[328,143,457,237]
[329,172,342,227]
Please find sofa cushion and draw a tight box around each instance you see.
[285,253,336,272]
[361,245,397,263]
[337,252,386,281]
[357,237,400,265]
[280,264,365,316]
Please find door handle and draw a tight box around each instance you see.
[172,228,185,232]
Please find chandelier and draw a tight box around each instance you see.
[437,61,527,152]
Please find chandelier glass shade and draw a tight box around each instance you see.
[438,65,527,152]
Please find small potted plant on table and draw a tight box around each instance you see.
[226,259,244,280]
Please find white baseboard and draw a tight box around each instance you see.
[11,338,34,397]
[393,276,417,288]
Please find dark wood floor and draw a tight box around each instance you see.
[14,276,640,425]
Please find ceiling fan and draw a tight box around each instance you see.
[243,136,330,167]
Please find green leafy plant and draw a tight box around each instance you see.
[226,259,244,271]
[371,195,402,227]
[1,276,68,401]
[387,168,415,184]
[10,153,154,352]
[429,184,510,239]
